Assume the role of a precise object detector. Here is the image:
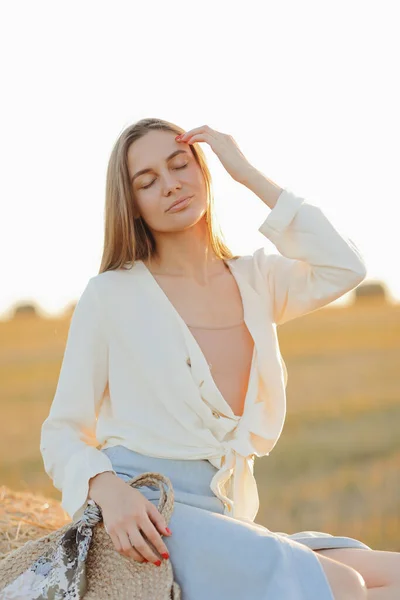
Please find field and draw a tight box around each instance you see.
[0,299,399,551]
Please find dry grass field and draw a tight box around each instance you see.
[0,298,399,552]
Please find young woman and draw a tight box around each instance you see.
[40,119,399,599]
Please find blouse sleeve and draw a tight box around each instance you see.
[40,276,117,522]
[255,188,367,326]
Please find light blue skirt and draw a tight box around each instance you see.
[101,445,371,600]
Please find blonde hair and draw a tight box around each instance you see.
[98,117,239,273]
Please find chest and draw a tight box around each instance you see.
[149,268,255,418]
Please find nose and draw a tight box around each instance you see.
[161,172,183,195]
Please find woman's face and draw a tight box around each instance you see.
[127,130,208,232]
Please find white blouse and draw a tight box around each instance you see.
[40,188,367,524]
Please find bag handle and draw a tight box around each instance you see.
[126,471,175,521]
[84,471,175,528]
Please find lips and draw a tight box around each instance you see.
[167,195,193,212]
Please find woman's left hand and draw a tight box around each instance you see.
[176,125,253,184]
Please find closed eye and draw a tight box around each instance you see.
[141,164,188,189]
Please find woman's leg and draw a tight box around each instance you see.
[316,548,400,597]
[150,498,341,600]
[314,552,368,599]
[104,448,368,598]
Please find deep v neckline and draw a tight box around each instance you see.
[136,258,257,419]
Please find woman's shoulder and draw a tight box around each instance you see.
[86,262,146,305]
[228,247,271,274]
[90,262,141,284]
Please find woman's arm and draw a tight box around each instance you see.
[40,277,117,522]
[252,185,367,326]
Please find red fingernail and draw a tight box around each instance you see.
[175,135,182,140]
[166,527,172,535]
[154,559,162,566]
[162,552,169,559]
[143,559,148,563]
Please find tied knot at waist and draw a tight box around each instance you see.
[208,438,259,524]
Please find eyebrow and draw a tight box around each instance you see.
[131,150,189,183]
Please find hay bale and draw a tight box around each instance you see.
[354,281,388,304]
[13,304,40,317]
[0,485,70,560]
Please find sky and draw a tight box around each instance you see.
[1,1,399,319]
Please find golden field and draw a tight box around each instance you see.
[0,297,399,552]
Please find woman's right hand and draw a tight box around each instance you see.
[88,471,172,565]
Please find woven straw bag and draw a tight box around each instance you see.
[0,471,181,599]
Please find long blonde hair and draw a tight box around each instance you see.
[98,117,239,274]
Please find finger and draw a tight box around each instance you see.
[182,134,203,145]
[178,124,213,142]
[177,127,201,140]
[128,526,162,564]
[140,517,170,561]
[108,530,124,555]
[179,132,213,146]
[117,530,147,562]
[147,502,172,537]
